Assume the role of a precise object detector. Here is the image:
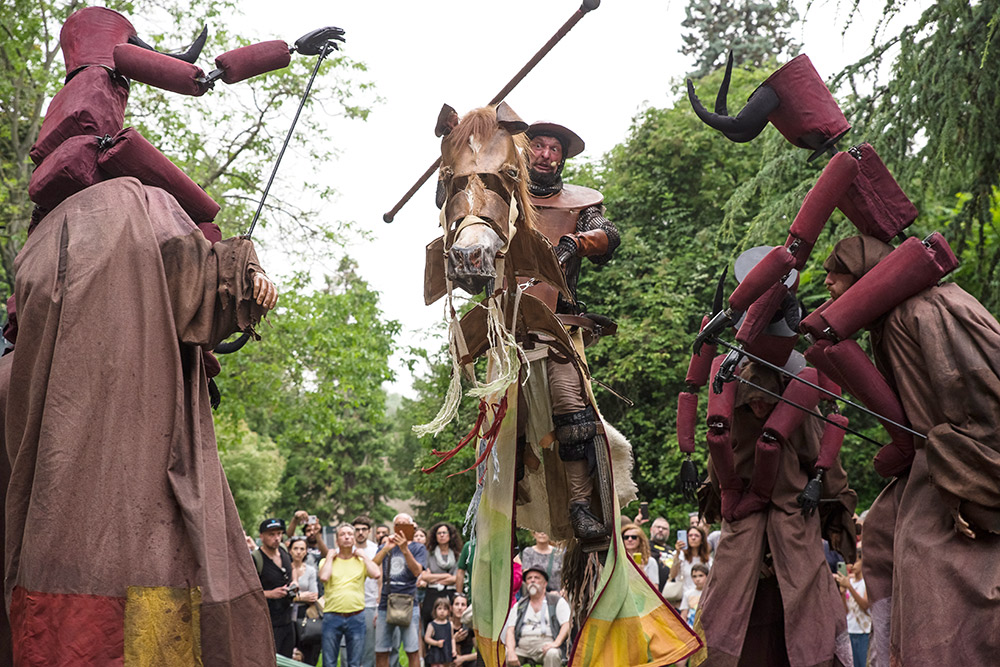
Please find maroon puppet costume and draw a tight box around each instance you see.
[823,235,1000,666]
[690,360,856,667]
[5,178,275,664]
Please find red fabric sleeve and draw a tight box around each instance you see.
[816,414,848,470]
[803,234,959,340]
[729,246,795,312]
[113,43,207,96]
[98,127,221,222]
[677,392,699,454]
[214,40,291,84]
[788,152,858,263]
[685,315,717,386]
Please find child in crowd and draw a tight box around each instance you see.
[684,563,709,626]
[424,597,456,667]
[834,549,870,667]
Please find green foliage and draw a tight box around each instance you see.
[834,0,1000,310]
[215,260,401,526]
[215,415,286,535]
[681,0,800,78]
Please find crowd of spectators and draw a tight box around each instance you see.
[247,503,867,667]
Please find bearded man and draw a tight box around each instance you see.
[822,235,1000,666]
[520,121,621,540]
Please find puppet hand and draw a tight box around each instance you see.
[680,458,700,503]
[253,273,278,310]
[796,472,824,517]
[950,506,976,539]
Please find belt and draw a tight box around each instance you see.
[330,609,363,617]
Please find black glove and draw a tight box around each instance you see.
[797,470,824,516]
[693,308,734,356]
[680,457,700,503]
[555,235,578,264]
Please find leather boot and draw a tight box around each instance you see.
[570,502,609,540]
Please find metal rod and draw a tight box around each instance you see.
[245,41,332,238]
[383,1,600,223]
[732,375,884,447]
[715,338,927,440]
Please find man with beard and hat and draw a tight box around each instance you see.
[821,235,1000,666]
[520,121,621,541]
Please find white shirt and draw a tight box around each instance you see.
[845,577,871,634]
[362,539,379,607]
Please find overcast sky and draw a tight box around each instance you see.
[233,0,930,395]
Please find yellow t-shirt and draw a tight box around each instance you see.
[320,556,366,613]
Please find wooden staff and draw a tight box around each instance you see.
[383,0,601,223]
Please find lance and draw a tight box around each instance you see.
[213,27,344,358]
[244,26,346,239]
[729,373,884,447]
[382,0,601,223]
[713,338,928,441]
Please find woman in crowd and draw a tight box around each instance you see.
[288,536,321,665]
[421,522,463,628]
[520,531,564,592]
[622,523,659,588]
[413,527,428,545]
[451,594,477,664]
[670,525,713,610]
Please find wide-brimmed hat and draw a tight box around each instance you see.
[526,121,585,159]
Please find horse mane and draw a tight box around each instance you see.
[446,106,537,231]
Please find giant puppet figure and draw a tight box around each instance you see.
[682,53,969,667]
[418,102,700,667]
[820,236,1000,666]
[0,6,340,663]
[677,248,858,667]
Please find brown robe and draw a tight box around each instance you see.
[693,366,856,667]
[4,178,275,665]
[867,282,1000,665]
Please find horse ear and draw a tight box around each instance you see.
[435,104,459,137]
[496,102,528,135]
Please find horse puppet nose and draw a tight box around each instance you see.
[446,222,504,295]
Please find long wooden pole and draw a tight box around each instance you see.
[382,0,600,223]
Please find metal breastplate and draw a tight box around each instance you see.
[523,185,603,310]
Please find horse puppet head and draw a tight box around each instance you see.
[432,102,537,296]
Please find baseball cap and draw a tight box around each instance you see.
[259,518,286,533]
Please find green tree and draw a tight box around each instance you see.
[0,0,376,301]
[681,0,800,78]
[215,415,286,535]
[215,260,402,525]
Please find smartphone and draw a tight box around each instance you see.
[394,522,415,541]
[677,529,688,548]
[639,502,649,521]
[307,515,318,525]
[837,562,848,577]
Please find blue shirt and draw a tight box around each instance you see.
[378,542,428,609]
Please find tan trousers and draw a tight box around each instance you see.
[515,635,563,667]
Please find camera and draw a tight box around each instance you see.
[286,581,299,598]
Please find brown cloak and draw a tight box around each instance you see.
[5,178,275,665]
[692,364,856,667]
[867,282,1000,665]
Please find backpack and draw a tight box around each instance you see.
[252,546,291,577]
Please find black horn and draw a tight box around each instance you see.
[687,55,780,143]
[128,26,208,64]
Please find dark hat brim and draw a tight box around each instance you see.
[527,122,585,159]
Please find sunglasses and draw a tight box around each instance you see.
[623,534,640,541]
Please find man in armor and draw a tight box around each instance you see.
[522,121,621,540]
